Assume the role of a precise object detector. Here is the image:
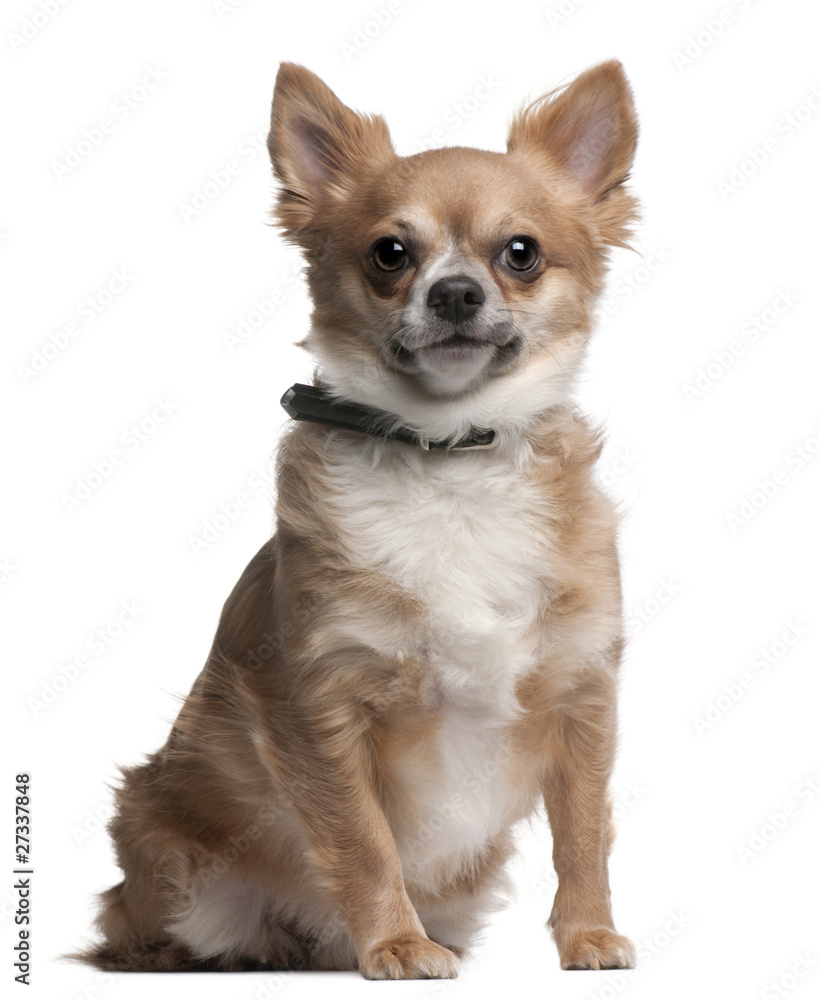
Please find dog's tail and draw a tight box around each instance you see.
[71,939,219,972]
[70,881,220,972]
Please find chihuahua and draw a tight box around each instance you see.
[81,60,639,978]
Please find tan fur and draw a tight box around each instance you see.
[78,60,640,978]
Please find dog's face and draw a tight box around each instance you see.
[268,63,637,423]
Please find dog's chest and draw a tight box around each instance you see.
[326,443,553,876]
[329,444,550,699]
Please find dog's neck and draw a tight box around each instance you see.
[281,383,498,452]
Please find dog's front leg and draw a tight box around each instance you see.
[543,673,635,970]
[254,702,457,980]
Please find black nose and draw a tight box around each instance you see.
[427,276,485,325]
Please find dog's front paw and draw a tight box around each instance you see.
[556,927,635,970]
[360,935,459,980]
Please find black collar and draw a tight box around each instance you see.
[280,383,497,452]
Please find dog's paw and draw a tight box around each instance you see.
[557,927,635,970]
[360,935,459,980]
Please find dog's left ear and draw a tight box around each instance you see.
[268,63,395,235]
[508,60,637,202]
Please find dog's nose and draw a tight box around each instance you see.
[427,276,485,325]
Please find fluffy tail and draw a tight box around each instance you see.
[71,881,218,972]
[73,940,222,972]
[72,882,278,972]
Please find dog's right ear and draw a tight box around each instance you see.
[268,64,394,235]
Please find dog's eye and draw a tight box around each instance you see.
[371,238,409,272]
[503,237,539,272]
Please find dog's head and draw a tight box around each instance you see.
[268,62,638,440]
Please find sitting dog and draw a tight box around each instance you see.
[81,59,639,978]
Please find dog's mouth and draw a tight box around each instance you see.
[388,324,522,380]
[415,333,493,363]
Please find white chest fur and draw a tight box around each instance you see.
[326,438,550,705]
[325,438,550,879]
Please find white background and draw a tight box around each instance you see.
[3,0,820,998]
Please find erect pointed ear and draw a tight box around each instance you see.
[267,63,394,234]
[507,60,637,201]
